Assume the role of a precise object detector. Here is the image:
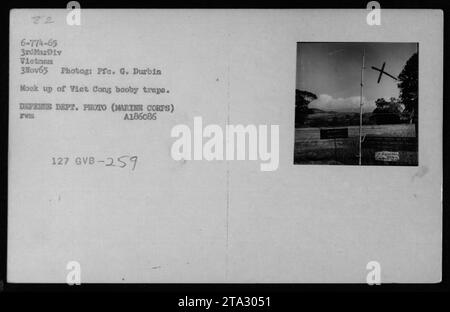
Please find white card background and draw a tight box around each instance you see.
[8,9,442,283]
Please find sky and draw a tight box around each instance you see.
[296,42,418,113]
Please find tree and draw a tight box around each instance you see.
[398,52,418,134]
[371,97,402,124]
[295,89,317,127]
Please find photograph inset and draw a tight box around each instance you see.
[294,42,418,166]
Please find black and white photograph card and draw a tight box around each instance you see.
[3,5,444,289]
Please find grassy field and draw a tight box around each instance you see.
[294,124,417,165]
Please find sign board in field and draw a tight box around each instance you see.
[374,151,400,162]
[320,128,348,139]
[362,136,418,166]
